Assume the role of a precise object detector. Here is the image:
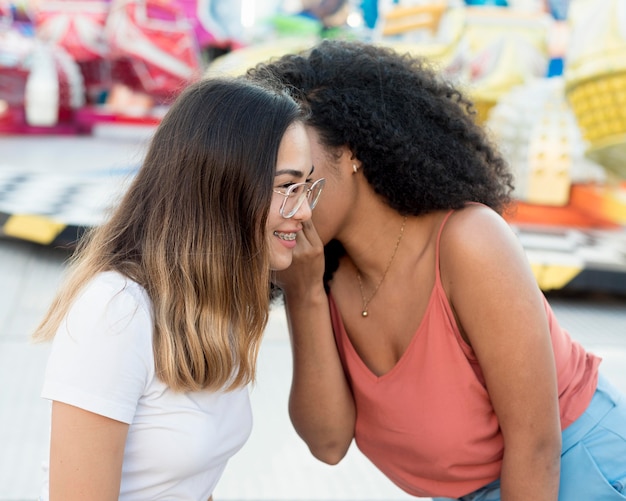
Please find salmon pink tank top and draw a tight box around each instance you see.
[329,209,601,499]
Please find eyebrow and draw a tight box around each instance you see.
[275,165,315,177]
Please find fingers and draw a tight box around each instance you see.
[275,220,326,292]
[291,220,324,265]
[300,219,323,248]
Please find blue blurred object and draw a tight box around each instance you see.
[465,0,508,6]
[362,0,378,29]
[1,2,35,36]
[547,0,571,20]
[547,57,564,77]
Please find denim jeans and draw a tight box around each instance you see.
[434,373,626,501]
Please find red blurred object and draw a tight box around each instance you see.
[34,1,110,62]
[0,105,82,134]
[34,1,112,104]
[0,25,35,107]
[505,198,622,230]
[105,0,202,102]
[0,66,29,108]
[0,43,85,134]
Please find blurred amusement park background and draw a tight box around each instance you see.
[0,0,625,294]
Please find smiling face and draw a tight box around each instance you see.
[267,121,314,270]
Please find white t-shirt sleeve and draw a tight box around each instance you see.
[41,272,154,424]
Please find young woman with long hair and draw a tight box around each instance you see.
[34,77,324,500]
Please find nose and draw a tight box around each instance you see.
[292,198,313,221]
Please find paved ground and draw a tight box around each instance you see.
[0,135,624,500]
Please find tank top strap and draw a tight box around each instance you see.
[434,209,456,285]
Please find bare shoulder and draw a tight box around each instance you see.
[438,204,533,293]
[440,204,520,255]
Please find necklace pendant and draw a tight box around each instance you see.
[355,216,407,319]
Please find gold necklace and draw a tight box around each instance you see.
[356,216,407,318]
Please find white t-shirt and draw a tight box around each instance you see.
[40,271,252,500]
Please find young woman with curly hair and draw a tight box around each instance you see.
[33,77,324,500]
[247,39,626,501]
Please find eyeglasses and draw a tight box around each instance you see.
[273,178,326,218]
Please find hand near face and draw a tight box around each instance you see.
[274,219,326,297]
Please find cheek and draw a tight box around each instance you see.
[311,214,333,245]
[311,197,344,245]
[266,199,283,229]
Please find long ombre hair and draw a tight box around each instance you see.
[33,78,303,392]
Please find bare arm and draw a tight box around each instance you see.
[49,401,129,501]
[442,206,561,501]
[277,220,355,464]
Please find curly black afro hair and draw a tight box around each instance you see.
[249,39,516,289]
[248,39,514,216]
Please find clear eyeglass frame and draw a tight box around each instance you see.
[273,178,326,218]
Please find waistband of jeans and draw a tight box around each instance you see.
[561,372,618,452]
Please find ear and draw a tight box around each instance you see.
[339,147,360,175]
